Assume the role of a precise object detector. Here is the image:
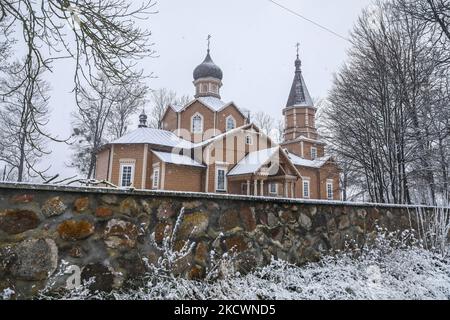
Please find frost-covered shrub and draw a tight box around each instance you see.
[413,206,450,257]
[147,207,196,276]
[33,230,450,300]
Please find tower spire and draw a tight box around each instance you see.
[285,44,312,108]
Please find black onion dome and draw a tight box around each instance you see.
[193,50,223,81]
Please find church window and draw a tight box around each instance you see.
[191,113,203,133]
[311,147,317,160]
[226,116,236,131]
[303,179,310,199]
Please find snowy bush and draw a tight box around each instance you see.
[32,229,450,300]
[412,206,450,257]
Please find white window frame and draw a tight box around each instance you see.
[215,165,228,192]
[269,182,278,195]
[201,83,208,93]
[245,135,253,145]
[191,112,204,134]
[152,166,160,189]
[311,147,317,160]
[119,162,135,187]
[225,115,236,131]
[303,178,310,199]
[326,180,334,200]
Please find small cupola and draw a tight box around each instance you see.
[138,109,148,128]
[193,35,223,99]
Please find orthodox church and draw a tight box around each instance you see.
[95,43,341,200]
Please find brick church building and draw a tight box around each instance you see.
[95,45,341,200]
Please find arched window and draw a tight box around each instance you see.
[226,116,236,131]
[191,113,203,133]
[201,84,208,93]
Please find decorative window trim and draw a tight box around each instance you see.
[215,165,228,192]
[191,112,204,134]
[326,179,334,200]
[311,147,317,160]
[303,178,310,199]
[152,167,160,189]
[269,182,278,195]
[119,161,135,188]
[225,115,236,131]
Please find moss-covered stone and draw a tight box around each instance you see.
[10,194,34,204]
[42,197,66,217]
[104,219,139,249]
[9,239,58,281]
[157,201,177,220]
[225,236,248,252]
[95,207,113,218]
[154,222,172,243]
[178,212,209,239]
[219,209,240,231]
[239,207,256,232]
[57,220,94,241]
[119,198,139,216]
[299,213,312,230]
[194,241,209,265]
[74,197,90,213]
[0,210,40,235]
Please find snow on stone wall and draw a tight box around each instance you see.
[0,183,434,298]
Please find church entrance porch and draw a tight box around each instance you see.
[228,174,298,198]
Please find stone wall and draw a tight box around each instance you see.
[0,183,431,299]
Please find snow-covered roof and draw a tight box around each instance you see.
[228,147,279,176]
[110,128,192,149]
[281,135,326,146]
[287,152,331,168]
[198,96,227,111]
[152,150,205,168]
[170,103,184,112]
[192,124,255,148]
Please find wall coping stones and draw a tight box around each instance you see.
[0,182,442,210]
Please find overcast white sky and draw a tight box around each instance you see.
[44,0,373,179]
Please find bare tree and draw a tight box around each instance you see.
[70,75,115,179]
[70,74,149,178]
[148,88,191,129]
[396,0,450,41]
[324,0,450,205]
[0,62,51,182]
[275,118,285,144]
[252,111,275,137]
[106,82,148,140]
[0,0,156,138]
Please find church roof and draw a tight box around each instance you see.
[286,55,314,108]
[110,127,192,149]
[193,50,223,81]
[152,150,205,168]
[228,147,280,176]
[287,151,331,168]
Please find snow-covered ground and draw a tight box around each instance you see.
[36,233,450,300]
